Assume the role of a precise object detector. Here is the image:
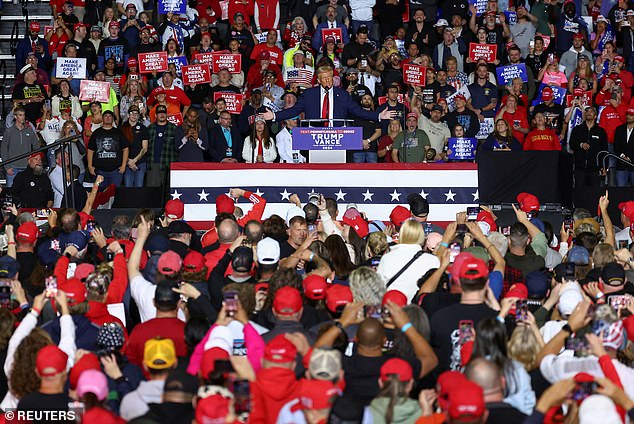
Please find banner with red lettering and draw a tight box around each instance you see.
[195,52,215,65]
[138,51,168,74]
[182,64,212,85]
[167,112,184,126]
[402,64,426,86]
[468,43,497,62]
[211,53,242,74]
[321,28,342,45]
[214,92,244,114]
[565,90,593,108]
[79,80,110,103]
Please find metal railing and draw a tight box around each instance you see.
[597,151,634,186]
[1,134,81,207]
[0,60,6,119]
[9,21,20,57]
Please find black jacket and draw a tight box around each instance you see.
[12,167,54,208]
[614,124,634,170]
[569,122,609,171]
[207,124,244,162]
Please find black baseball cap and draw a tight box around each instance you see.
[408,193,429,217]
[167,220,195,235]
[163,369,199,394]
[231,246,253,273]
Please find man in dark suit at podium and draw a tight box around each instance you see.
[260,66,395,125]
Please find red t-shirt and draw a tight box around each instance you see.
[377,135,395,162]
[523,128,561,151]
[501,108,529,145]
[250,44,284,66]
[122,317,187,368]
[599,104,627,143]
[48,32,69,58]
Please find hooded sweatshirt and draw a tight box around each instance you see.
[366,397,422,424]
[119,380,165,421]
[249,367,299,424]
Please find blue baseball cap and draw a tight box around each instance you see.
[59,230,90,252]
[567,246,590,266]
[0,256,19,279]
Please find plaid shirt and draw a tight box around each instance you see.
[502,264,525,296]
[147,122,179,171]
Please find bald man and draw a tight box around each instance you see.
[316,316,424,406]
[465,358,528,423]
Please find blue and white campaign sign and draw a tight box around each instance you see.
[158,0,186,14]
[495,63,529,85]
[293,127,363,150]
[532,83,567,106]
[448,138,477,160]
[55,57,87,79]
[168,55,188,77]
[446,84,471,112]
[505,11,517,25]
[469,0,487,16]
[476,118,494,139]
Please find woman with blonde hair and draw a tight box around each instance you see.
[376,220,440,301]
[1,292,76,410]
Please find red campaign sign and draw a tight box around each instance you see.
[167,112,183,126]
[79,80,110,103]
[182,64,211,85]
[402,2,410,23]
[44,25,54,35]
[195,52,215,65]
[211,53,242,74]
[321,28,343,45]
[402,63,426,86]
[214,92,244,114]
[378,94,405,105]
[542,35,551,49]
[138,51,168,74]
[468,43,497,62]
[566,90,593,108]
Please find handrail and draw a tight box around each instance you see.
[9,21,20,57]
[1,134,82,207]
[597,151,634,186]
[596,151,634,169]
[0,60,6,119]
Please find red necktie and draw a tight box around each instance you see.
[32,41,37,51]
[322,90,329,126]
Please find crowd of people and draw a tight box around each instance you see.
[5,0,634,204]
[2,0,634,423]
[0,183,629,423]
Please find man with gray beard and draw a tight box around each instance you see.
[12,152,54,208]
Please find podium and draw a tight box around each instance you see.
[293,119,363,163]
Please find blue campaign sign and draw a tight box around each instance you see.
[293,127,363,150]
[168,55,188,76]
[495,63,529,86]
[158,0,186,14]
[531,83,567,106]
[468,0,487,15]
[505,11,517,25]
[447,138,477,160]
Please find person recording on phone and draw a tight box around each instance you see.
[259,66,396,126]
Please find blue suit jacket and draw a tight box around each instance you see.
[312,22,350,52]
[275,86,379,124]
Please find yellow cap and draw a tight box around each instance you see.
[143,338,176,370]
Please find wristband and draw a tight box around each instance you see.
[31,307,41,316]
[309,252,315,262]
[333,320,346,335]
[496,316,505,323]
[401,322,413,333]
[439,242,449,248]
[7,242,15,246]
[561,323,573,334]
[596,291,604,299]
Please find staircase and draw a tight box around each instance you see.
[0,0,54,136]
